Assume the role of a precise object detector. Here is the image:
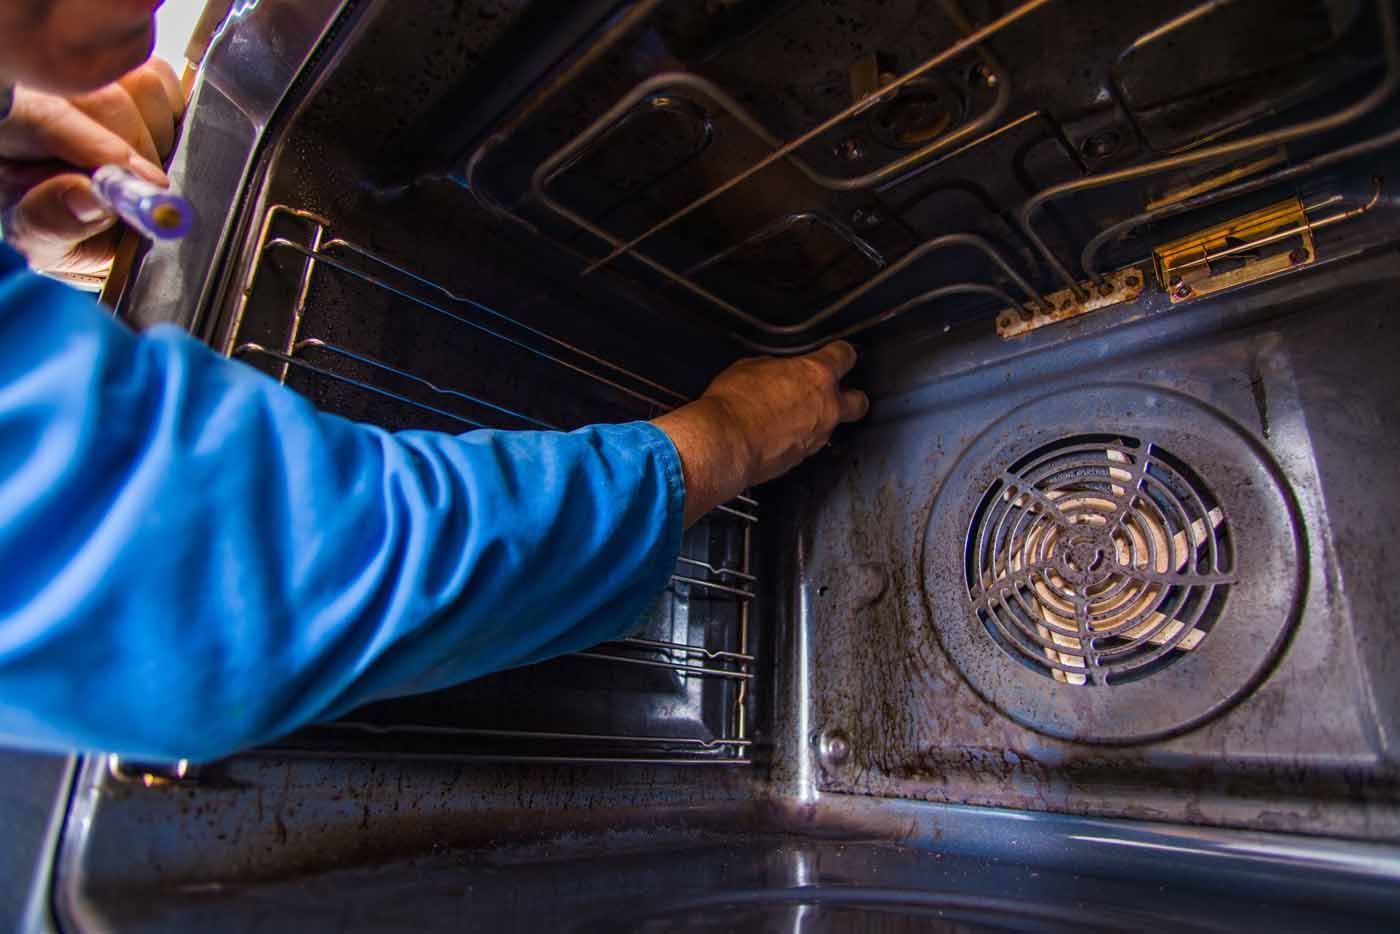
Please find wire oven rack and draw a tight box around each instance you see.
[223,204,758,766]
[464,0,1398,352]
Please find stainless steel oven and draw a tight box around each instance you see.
[8,0,1400,929]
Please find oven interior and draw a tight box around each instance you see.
[49,0,1400,929]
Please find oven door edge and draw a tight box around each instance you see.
[115,0,358,340]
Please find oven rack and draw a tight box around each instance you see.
[226,204,757,765]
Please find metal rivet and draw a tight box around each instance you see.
[851,562,889,609]
[1288,247,1309,265]
[850,207,881,229]
[107,753,199,787]
[835,136,867,162]
[1174,282,1193,299]
[1125,273,1140,288]
[1081,130,1122,160]
[971,63,998,88]
[816,728,852,768]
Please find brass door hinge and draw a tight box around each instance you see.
[1152,197,1315,304]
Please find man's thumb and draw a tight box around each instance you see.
[7,174,115,245]
[3,174,119,276]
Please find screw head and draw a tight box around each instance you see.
[851,561,890,609]
[1124,273,1140,288]
[816,728,852,768]
[835,136,866,162]
[1082,129,1122,160]
[1288,247,1309,265]
[1097,281,1114,296]
[1173,283,1193,299]
[850,207,881,229]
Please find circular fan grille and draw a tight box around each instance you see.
[964,434,1235,687]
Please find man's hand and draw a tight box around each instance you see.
[0,58,183,278]
[653,341,870,526]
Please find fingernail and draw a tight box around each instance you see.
[127,153,169,186]
[62,185,114,224]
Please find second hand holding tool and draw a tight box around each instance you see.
[91,164,194,241]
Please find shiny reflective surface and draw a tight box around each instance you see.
[116,0,354,335]
[35,0,1400,930]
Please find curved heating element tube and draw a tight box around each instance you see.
[745,231,1046,340]
[684,212,887,278]
[534,123,1049,337]
[639,231,1045,341]
[1017,0,1399,300]
[1105,0,1242,155]
[462,0,1042,343]
[532,14,1011,200]
[1080,129,1400,283]
[578,0,1054,275]
[774,232,1049,336]
[547,94,717,233]
[739,282,1021,356]
[467,0,1010,200]
[526,65,1015,335]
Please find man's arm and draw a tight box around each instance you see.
[0,251,863,763]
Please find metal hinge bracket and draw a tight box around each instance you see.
[1153,197,1315,304]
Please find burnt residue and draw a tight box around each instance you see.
[64,755,768,897]
[59,0,1400,925]
[79,827,1389,932]
[801,284,1400,839]
[848,561,889,610]
[1250,357,1272,439]
[804,430,959,784]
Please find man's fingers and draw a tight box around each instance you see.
[3,174,122,276]
[142,58,186,119]
[801,342,865,422]
[12,174,112,233]
[69,84,161,167]
[838,389,870,423]
[7,174,114,237]
[806,340,859,380]
[22,95,167,183]
[118,64,179,159]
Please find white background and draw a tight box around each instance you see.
[155,0,205,68]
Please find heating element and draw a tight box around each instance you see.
[462,0,1395,351]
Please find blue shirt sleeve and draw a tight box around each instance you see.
[0,247,686,762]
